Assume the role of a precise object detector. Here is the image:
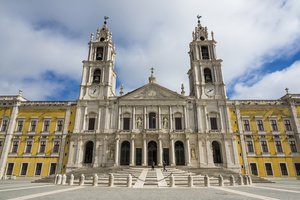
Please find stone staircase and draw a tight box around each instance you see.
[35,166,272,186]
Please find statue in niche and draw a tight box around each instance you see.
[110,148,114,159]
[137,117,142,128]
[191,148,196,159]
[163,117,168,128]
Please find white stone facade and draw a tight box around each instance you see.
[66,20,241,172]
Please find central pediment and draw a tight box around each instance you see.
[119,83,185,100]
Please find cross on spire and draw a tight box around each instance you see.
[150,67,154,74]
[104,16,109,24]
[197,15,202,24]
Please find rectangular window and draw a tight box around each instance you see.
[289,141,298,153]
[284,120,292,131]
[43,120,50,132]
[243,120,250,131]
[96,47,103,60]
[17,121,24,132]
[0,141,3,153]
[11,141,19,153]
[57,120,63,131]
[39,141,46,153]
[257,120,264,131]
[275,141,283,153]
[280,163,288,176]
[246,141,254,153]
[250,163,258,176]
[30,120,37,132]
[20,163,28,176]
[123,118,130,130]
[295,163,300,176]
[270,120,278,131]
[25,141,32,153]
[149,113,156,129]
[88,118,95,130]
[35,163,43,176]
[175,118,182,130]
[261,141,268,153]
[1,120,8,131]
[53,141,60,153]
[201,46,209,59]
[210,118,217,130]
[49,163,57,175]
[6,163,14,175]
[265,163,273,176]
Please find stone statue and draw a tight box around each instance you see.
[191,148,196,159]
[163,117,168,129]
[110,148,114,159]
[137,118,142,128]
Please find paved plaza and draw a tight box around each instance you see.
[0,178,300,200]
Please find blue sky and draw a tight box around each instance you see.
[0,0,300,101]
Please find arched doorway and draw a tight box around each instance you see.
[120,141,130,165]
[212,141,222,163]
[175,141,185,165]
[148,141,157,165]
[84,141,94,163]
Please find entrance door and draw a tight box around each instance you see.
[175,141,185,165]
[84,141,94,163]
[163,148,169,165]
[148,141,157,165]
[212,141,222,163]
[6,163,14,175]
[250,163,258,176]
[136,148,142,166]
[294,163,300,176]
[120,141,130,165]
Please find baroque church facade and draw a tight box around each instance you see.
[0,19,300,179]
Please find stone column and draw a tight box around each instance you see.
[97,107,102,132]
[102,137,107,167]
[219,106,225,133]
[143,107,147,129]
[75,137,83,167]
[196,105,202,133]
[198,139,205,167]
[118,107,121,130]
[184,106,188,130]
[206,139,214,167]
[132,107,136,130]
[169,106,173,131]
[158,106,161,129]
[130,135,135,166]
[142,134,147,166]
[204,106,209,133]
[114,135,120,166]
[0,104,18,179]
[67,140,74,165]
[224,139,232,167]
[93,139,100,167]
[158,136,163,166]
[82,106,87,131]
[186,137,191,166]
[170,136,175,166]
[58,108,70,173]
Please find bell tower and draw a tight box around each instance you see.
[188,16,227,99]
[79,16,117,100]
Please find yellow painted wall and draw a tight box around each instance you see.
[6,157,59,177]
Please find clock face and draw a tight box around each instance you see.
[205,86,215,97]
[148,90,156,97]
[89,87,99,97]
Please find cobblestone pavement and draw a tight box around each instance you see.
[0,179,300,200]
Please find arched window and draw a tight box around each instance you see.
[93,69,101,83]
[204,68,212,83]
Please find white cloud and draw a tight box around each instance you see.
[232,60,300,99]
[0,0,300,100]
